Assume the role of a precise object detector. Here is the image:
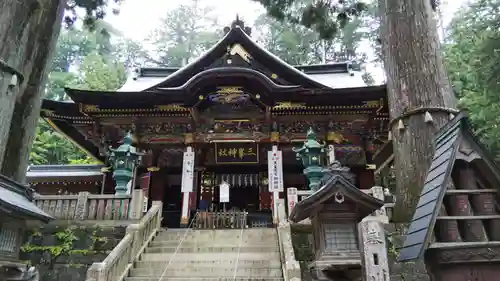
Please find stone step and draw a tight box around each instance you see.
[140,252,281,262]
[134,260,283,269]
[124,276,283,281]
[153,237,277,244]
[156,229,277,240]
[149,240,279,248]
[130,267,283,277]
[145,245,280,254]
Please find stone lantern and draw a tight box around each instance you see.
[293,127,329,191]
[107,132,143,194]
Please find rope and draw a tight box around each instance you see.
[232,211,246,281]
[157,212,199,281]
[0,58,24,84]
[388,106,459,128]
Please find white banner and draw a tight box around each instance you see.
[219,182,230,203]
[268,149,284,192]
[181,147,195,193]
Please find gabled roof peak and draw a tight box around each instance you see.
[223,15,251,36]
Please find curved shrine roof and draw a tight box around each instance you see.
[289,172,384,223]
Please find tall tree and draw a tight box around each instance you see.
[148,0,221,67]
[28,22,131,166]
[444,0,500,160]
[0,0,124,182]
[252,0,457,219]
[254,0,376,84]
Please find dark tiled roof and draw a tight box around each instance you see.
[398,112,500,262]
[0,174,52,222]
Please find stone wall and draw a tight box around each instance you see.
[20,222,126,281]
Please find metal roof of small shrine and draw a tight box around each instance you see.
[26,164,104,179]
[0,174,53,222]
[398,112,500,262]
[289,169,384,223]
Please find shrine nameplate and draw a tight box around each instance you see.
[215,142,259,164]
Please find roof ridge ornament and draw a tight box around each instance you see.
[223,14,252,36]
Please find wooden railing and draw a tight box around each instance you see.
[34,190,145,220]
[86,201,162,281]
[193,211,248,229]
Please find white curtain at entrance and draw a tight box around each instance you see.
[215,174,259,187]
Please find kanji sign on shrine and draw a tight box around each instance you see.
[215,142,259,164]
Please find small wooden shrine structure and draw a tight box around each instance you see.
[399,112,500,280]
[0,174,53,280]
[290,158,386,280]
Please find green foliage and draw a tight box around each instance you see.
[64,0,123,28]
[22,227,79,262]
[71,52,127,91]
[21,226,109,270]
[148,0,221,66]
[252,0,367,39]
[30,21,140,165]
[254,0,376,84]
[444,0,500,160]
[253,0,439,40]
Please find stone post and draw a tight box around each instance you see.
[75,191,90,220]
[359,186,390,281]
[126,224,140,263]
[129,189,145,220]
[86,262,106,281]
[287,187,298,216]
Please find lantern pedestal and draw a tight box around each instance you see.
[113,169,133,194]
[304,166,328,191]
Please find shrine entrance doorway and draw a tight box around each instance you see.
[200,164,273,227]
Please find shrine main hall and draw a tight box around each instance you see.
[37,19,390,228]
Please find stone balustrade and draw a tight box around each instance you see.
[276,199,302,281]
[86,201,163,281]
[34,189,145,221]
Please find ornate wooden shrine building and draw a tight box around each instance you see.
[38,18,390,227]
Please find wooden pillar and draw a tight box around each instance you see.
[102,171,115,194]
[458,166,499,240]
[149,168,164,202]
[359,169,375,190]
[447,177,487,242]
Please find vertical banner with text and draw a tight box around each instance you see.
[268,149,284,192]
[181,147,195,193]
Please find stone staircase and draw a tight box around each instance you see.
[125,228,284,281]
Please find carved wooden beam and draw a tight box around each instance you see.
[190,108,200,124]
[265,106,271,123]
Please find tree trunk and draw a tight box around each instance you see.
[379,0,457,221]
[1,0,65,182]
[0,0,41,169]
